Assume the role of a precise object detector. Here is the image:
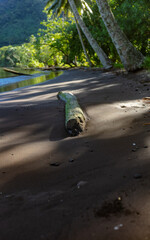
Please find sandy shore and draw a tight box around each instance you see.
[0,69,150,240]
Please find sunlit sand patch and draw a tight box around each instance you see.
[86,100,149,139]
[0,140,52,169]
[116,99,148,109]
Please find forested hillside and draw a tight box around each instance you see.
[0,0,47,47]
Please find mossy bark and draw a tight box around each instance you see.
[57,91,86,136]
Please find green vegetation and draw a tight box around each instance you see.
[0,0,149,69]
[143,57,150,70]
[0,0,47,47]
[83,0,149,63]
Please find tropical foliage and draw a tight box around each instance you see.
[0,0,149,69]
[0,14,86,67]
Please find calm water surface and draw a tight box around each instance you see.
[0,67,62,93]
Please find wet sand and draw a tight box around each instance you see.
[0,69,150,240]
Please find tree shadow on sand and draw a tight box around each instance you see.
[0,69,149,240]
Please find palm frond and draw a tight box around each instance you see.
[45,0,92,17]
[45,0,58,12]
[81,0,93,14]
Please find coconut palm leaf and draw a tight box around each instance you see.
[45,0,112,68]
[45,0,92,16]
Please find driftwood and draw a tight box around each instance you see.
[3,68,31,76]
[57,91,86,136]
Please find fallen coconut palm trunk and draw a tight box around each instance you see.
[57,91,86,136]
[3,68,31,76]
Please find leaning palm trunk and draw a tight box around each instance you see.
[68,0,112,69]
[74,17,93,67]
[96,0,144,71]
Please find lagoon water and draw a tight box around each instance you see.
[0,67,62,93]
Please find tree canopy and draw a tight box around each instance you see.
[0,0,149,69]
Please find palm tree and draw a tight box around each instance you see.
[74,17,93,67]
[46,0,93,67]
[95,0,144,71]
[45,0,112,69]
